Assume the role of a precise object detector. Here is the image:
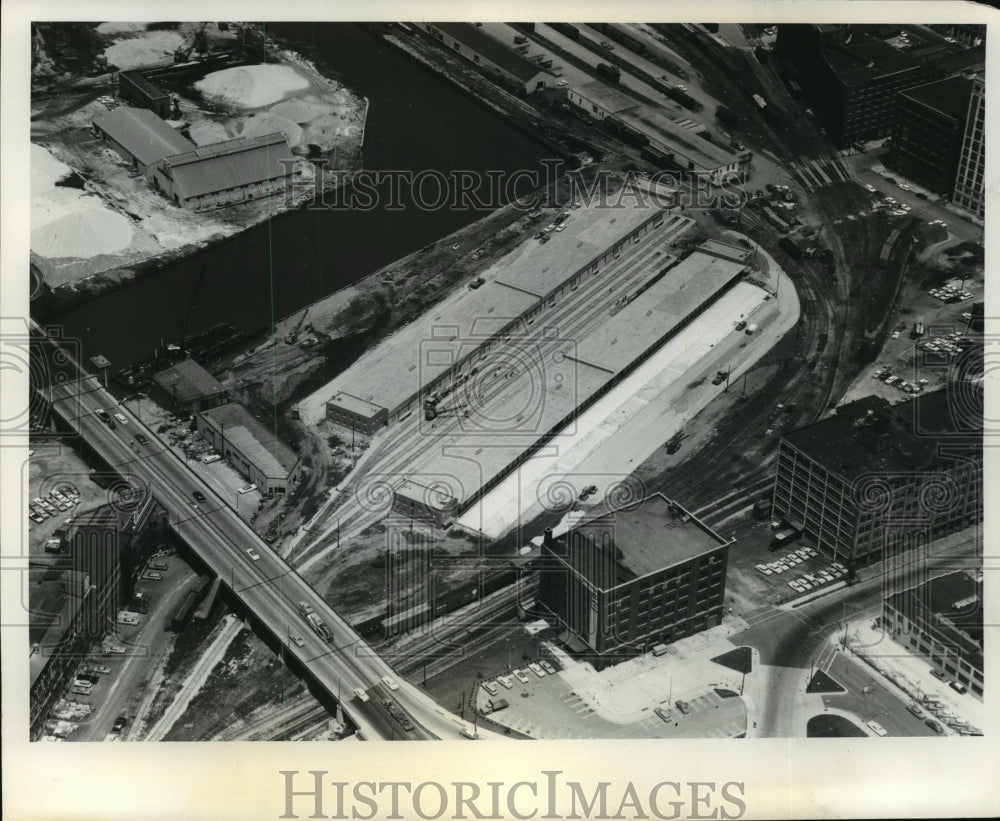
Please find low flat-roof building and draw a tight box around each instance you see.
[418,22,550,95]
[322,198,680,431]
[566,82,749,183]
[537,493,733,664]
[197,402,302,496]
[118,70,171,118]
[391,241,755,525]
[773,391,982,567]
[92,106,195,177]
[153,133,297,210]
[151,358,230,415]
[326,391,389,437]
[883,571,983,698]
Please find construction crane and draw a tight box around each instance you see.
[285,308,309,345]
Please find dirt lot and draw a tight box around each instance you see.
[163,628,308,741]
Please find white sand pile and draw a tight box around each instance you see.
[269,99,319,123]
[31,144,133,259]
[96,22,146,35]
[33,202,133,259]
[103,31,183,70]
[241,113,302,147]
[32,143,73,191]
[188,121,230,146]
[195,64,310,108]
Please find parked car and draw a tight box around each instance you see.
[513,669,531,685]
[238,484,258,495]
[949,681,968,695]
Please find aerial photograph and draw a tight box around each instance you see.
[23,19,985,748]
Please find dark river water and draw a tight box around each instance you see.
[56,23,553,367]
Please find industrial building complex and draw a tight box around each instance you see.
[92,104,295,210]
[772,392,983,568]
[536,494,733,663]
[321,197,679,434]
[388,234,764,526]
[196,402,302,496]
[151,358,231,415]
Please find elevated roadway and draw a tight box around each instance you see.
[39,332,493,742]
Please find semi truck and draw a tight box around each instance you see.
[306,612,333,643]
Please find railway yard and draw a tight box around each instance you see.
[26,21,984,744]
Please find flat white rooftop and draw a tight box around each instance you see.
[310,198,673,418]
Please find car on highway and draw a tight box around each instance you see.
[907,702,927,718]
[290,633,306,647]
[381,676,399,691]
[95,408,111,423]
[192,490,206,503]
[114,413,128,424]
[891,331,901,339]
[513,669,531,685]
[898,183,912,191]
[135,433,149,445]
[864,184,877,193]
[111,715,129,734]
[866,720,887,736]
[925,718,943,734]
[600,40,614,49]
[354,688,370,703]
[675,84,687,91]
[92,665,111,675]
[246,548,261,562]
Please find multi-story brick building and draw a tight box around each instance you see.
[536,493,733,665]
[952,74,985,219]
[772,392,982,568]
[883,571,983,697]
[775,25,939,147]
[886,76,973,196]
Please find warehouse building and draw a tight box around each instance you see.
[92,106,195,177]
[775,25,940,146]
[886,76,973,196]
[151,358,231,415]
[953,74,985,219]
[118,69,172,118]
[322,198,678,434]
[772,391,982,568]
[536,493,733,665]
[390,238,759,526]
[152,132,297,210]
[417,22,550,95]
[883,571,983,697]
[566,82,750,183]
[197,402,302,496]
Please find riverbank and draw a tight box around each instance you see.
[30,22,367,302]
